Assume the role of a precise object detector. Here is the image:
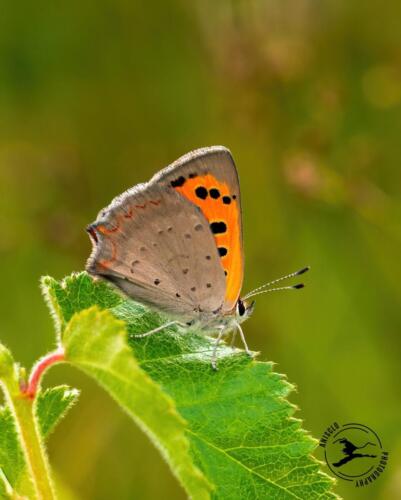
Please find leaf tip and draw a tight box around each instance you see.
[0,343,14,380]
[40,275,64,334]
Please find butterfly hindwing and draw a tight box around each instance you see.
[151,146,244,312]
[86,183,226,318]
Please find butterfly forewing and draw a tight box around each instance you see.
[151,146,244,312]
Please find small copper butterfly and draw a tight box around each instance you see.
[86,146,308,368]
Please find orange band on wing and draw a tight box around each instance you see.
[174,174,243,307]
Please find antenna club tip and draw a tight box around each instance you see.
[293,283,305,289]
[297,266,310,275]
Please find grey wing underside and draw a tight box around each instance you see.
[86,183,226,319]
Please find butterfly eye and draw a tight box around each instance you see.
[237,299,246,317]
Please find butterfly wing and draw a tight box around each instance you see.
[152,146,243,312]
[86,182,226,319]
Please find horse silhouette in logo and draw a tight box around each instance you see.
[332,438,377,467]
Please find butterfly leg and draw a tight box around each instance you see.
[230,328,237,350]
[235,322,253,357]
[211,326,226,371]
[133,320,179,339]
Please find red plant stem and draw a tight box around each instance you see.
[23,348,65,399]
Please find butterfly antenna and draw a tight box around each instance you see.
[244,283,305,299]
[243,266,310,300]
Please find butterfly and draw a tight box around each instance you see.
[86,146,308,368]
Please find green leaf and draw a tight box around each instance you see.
[37,386,80,439]
[0,344,34,498]
[41,273,122,338]
[0,344,14,381]
[0,405,27,498]
[0,386,79,498]
[120,303,338,499]
[43,272,339,499]
[62,306,211,499]
[0,468,13,499]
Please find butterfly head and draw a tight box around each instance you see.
[236,298,255,323]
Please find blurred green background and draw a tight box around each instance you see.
[1,1,400,498]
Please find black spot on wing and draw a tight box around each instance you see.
[195,186,208,199]
[210,221,227,234]
[222,196,231,204]
[171,176,186,187]
[218,247,228,257]
[209,188,220,199]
